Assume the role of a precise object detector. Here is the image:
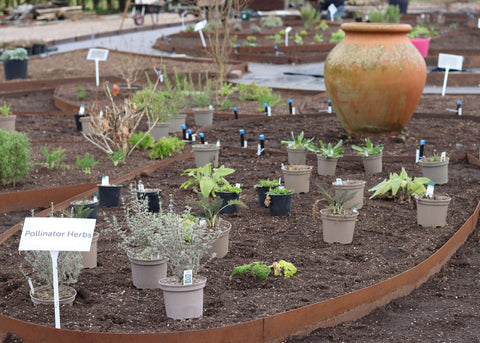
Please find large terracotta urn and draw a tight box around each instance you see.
[324,23,426,135]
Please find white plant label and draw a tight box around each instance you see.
[243,140,248,148]
[216,139,221,147]
[285,26,292,47]
[93,192,98,202]
[441,152,446,162]
[328,3,337,21]
[183,269,193,285]
[267,107,272,116]
[336,178,343,185]
[292,107,296,115]
[278,177,281,184]
[478,18,480,29]
[28,278,35,294]
[235,183,241,189]
[438,54,463,96]
[426,181,435,198]
[415,149,420,163]
[327,105,332,114]
[99,110,103,117]
[101,175,109,186]
[87,48,109,87]
[79,104,85,115]
[138,182,145,192]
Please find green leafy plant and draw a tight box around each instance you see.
[256,92,282,112]
[266,187,294,195]
[216,183,242,194]
[368,10,385,23]
[422,150,452,162]
[231,260,297,280]
[254,178,280,188]
[76,153,99,175]
[312,184,357,218]
[185,24,194,32]
[65,203,94,219]
[384,4,401,23]
[189,194,245,228]
[181,164,234,198]
[148,136,185,160]
[408,25,438,38]
[0,130,33,186]
[260,16,283,29]
[128,131,155,149]
[368,167,430,202]
[0,47,28,60]
[40,145,69,170]
[315,20,329,31]
[330,29,345,43]
[313,33,323,42]
[107,150,127,166]
[281,131,316,151]
[301,4,320,30]
[1,102,11,116]
[243,36,257,47]
[351,138,384,156]
[294,33,304,45]
[75,86,85,100]
[312,139,344,158]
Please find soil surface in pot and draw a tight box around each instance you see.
[1,43,480,343]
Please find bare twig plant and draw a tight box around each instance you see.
[82,79,160,156]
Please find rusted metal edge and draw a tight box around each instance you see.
[263,200,480,342]
[0,198,478,342]
[0,148,478,341]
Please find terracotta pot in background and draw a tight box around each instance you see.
[324,23,426,135]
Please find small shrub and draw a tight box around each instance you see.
[330,29,345,43]
[250,24,261,34]
[301,4,320,30]
[107,150,127,166]
[260,16,283,29]
[128,131,155,149]
[368,10,385,23]
[315,20,329,31]
[0,130,32,186]
[149,136,185,160]
[1,102,11,116]
[314,33,323,42]
[76,153,99,175]
[40,145,69,170]
[384,5,401,23]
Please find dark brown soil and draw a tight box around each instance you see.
[1,36,480,342]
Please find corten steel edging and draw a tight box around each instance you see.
[263,200,480,343]
[0,152,479,342]
[0,183,97,215]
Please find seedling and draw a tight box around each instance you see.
[76,153,99,175]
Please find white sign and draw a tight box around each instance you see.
[285,26,292,47]
[438,53,464,96]
[438,53,463,71]
[87,48,109,87]
[194,20,207,32]
[19,217,96,252]
[86,48,109,61]
[328,3,337,21]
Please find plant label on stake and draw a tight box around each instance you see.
[336,178,342,185]
[79,104,85,115]
[257,134,265,156]
[441,151,446,162]
[285,26,292,47]
[183,269,193,285]
[86,48,109,87]
[327,99,332,113]
[19,217,96,329]
[194,20,207,48]
[426,181,435,198]
[101,175,109,186]
[438,53,463,96]
[328,3,337,21]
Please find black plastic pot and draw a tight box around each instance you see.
[74,114,84,131]
[215,191,240,214]
[97,184,123,207]
[268,193,292,217]
[32,44,46,55]
[3,59,28,80]
[256,186,278,208]
[71,200,99,219]
[137,189,162,213]
[388,0,409,13]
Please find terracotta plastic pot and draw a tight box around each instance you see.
[324,23,426,135]
[192,144,220,168]
[320,209,358,244]
[193,107,214,127]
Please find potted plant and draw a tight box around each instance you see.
[22,250,82,305]
[215,183,242,214]
[332,179,366,210]
[70,198,99,219]
[190,74,214,127]
[264,187,294,217]
[282,164,312,194]
[1,47,28,80]
[415,193,452,228]
[180,163,234,198]
[281,131,316,165]
[408,25,436,58]
[156,202,223,320]
[418,151,450,185]
[108,189,167,289]
[97,177,123,208]
[368,167,430,202]
[192,142,220,168]
[254,178,280,208]
[136,181,162,213]
[0,101,16,132]
[313,184,359,244]
[351,138,384,174]
[312,139,344,176]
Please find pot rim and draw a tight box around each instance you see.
[341,22,412,34]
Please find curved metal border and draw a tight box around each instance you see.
[0,151,479,342]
